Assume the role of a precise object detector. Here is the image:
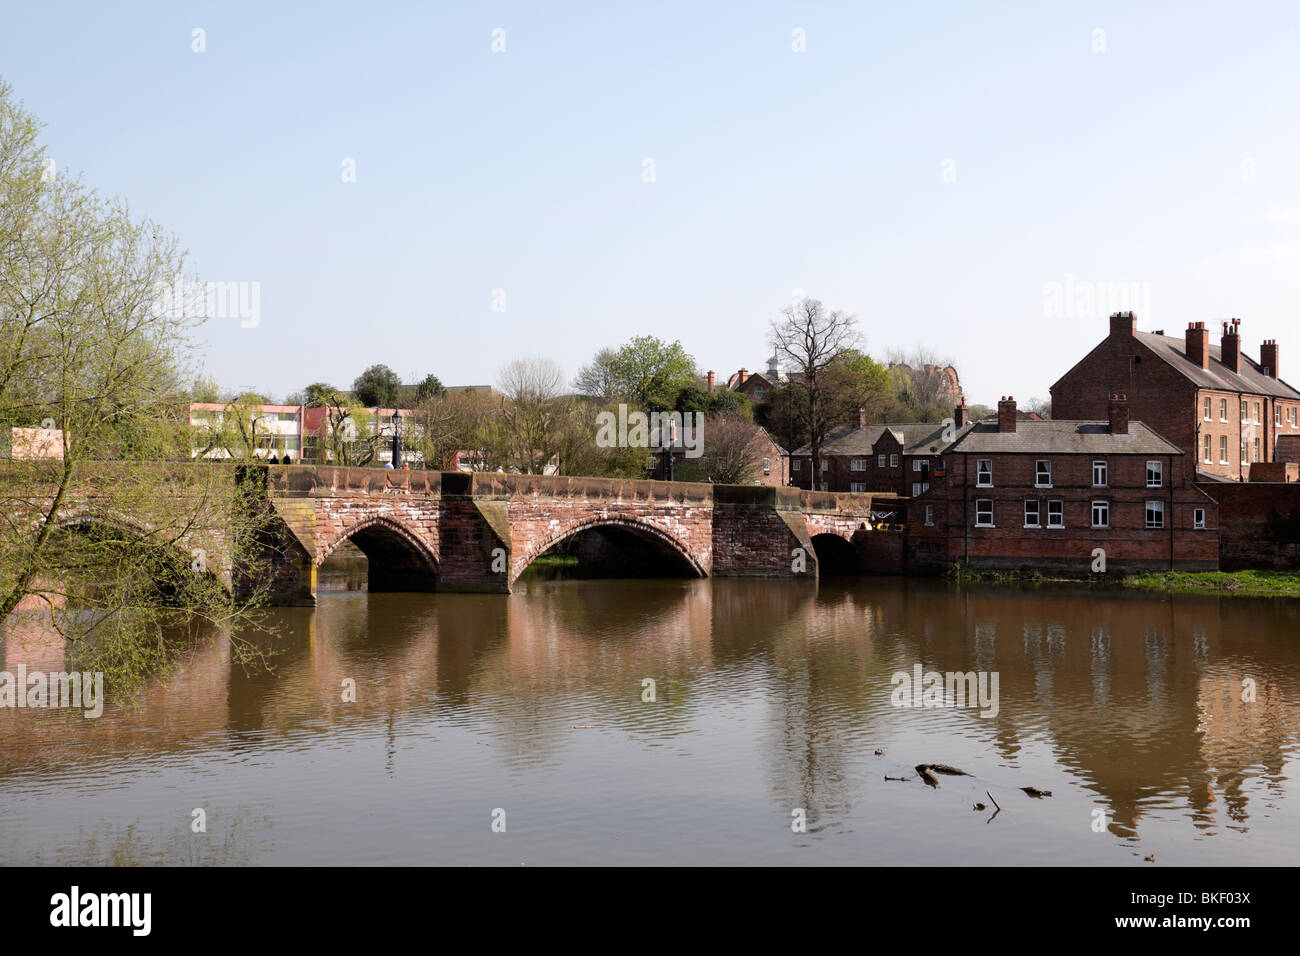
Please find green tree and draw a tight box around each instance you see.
[588,336,697,409]
[414,373,446,403]
[352,363,402,407]
[0,77,273,699]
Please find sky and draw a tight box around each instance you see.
[3,0,1299,406]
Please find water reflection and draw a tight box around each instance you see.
[2,576,1299,865]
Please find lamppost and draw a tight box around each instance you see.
[391,410,401,469]
[661,417,676,481]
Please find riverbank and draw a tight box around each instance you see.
[950,566,1300,598]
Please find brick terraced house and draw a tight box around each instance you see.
[907,395,1219,572]
[789,406,971,499]
[1051,312,1300,481]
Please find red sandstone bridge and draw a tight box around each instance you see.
[10,463,896,605]
[258,466,896,604]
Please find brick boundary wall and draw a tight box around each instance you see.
[1199,482,1300,570]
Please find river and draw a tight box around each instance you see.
[2,568,1299,865]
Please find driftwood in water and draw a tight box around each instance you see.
[1020,786,1052,798]
[915,765,942,787]
[884,775,910,781]
[927,763,969,776]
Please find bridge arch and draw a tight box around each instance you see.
[320,514,439,593]
[810,532,859,576]
[43,507,231,595]
[511,514,707,585]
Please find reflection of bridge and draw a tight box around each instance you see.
[258,467,895,604]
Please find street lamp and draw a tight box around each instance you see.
[661,417,676,482]
[391,410,402,469]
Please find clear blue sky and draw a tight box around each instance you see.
[4,1,1298,406]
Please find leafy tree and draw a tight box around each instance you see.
[0,77,273,699]
[352,363,402,407]
[497,357,565,474]
[290,382,338,407]
[580,336,696,409]
[414,373,446,403]
[191,375,222,403]
[707,387,752,420]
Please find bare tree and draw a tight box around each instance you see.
[885,347,961,421]
[498,357,566,474]
[572,347,620,401]
[769,297,860,484]
[700,414,766,485]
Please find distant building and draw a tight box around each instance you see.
[190,402,303,461]
[3,426,66,460]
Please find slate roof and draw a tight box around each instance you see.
[1132,332,1300,400]
[946,420,1183,456]
[791,421,967,457]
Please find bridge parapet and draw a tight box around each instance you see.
[266,464,442,498]
[443,471,715,504]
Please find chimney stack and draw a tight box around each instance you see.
[1109,311,1137,337]
[738,368,748,386]
[997,396,1017,433]
[1221,319,1241,373]
[1108,392,1129,435]
[954,398,968,429]
[1186,321,1209,369]
[858,407,867,428]
[1261,339,1279,379]
[706,370,716,394]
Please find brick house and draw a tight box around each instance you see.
[907,395,1219,572]
[1051,312,1300,482]
[789,405,970,499]
[648,421,788,485]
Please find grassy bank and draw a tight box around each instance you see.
[1121,570,1300,597]
[947,565,1300,597]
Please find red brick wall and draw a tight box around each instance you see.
[1200,482,1300,570]
[911,451,1218,572]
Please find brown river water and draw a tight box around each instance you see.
[2,565,1299,866]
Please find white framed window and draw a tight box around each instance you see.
[1203,397,1211,421]
[1220,436,1228,464]
[975,499,994,527]
[1203,435,1212,464]
[877,454,886,468]
[1047,500,1064,528]
[976,459,993,487]
[1220,399,1228,422]
[924,504,934,526]
[1254,402,1261,424]
[1035,459,1052,487]
[1193,508,1206,530]
[1092,460,1107,486]
[1146,460,1162,487]
[1145,500,1164,529]
[763,457,771,476]
[1241,438,1248,464]
[913,459,924,472]
[912,482,929,496]
[1091,500,1109,528]
[850,482,867,493]
[850,459,866,471]
[792,459,801,472]
[1024,499,1040,527]
[1254,437,1261,462]
[1276,406,1282,427]
[889,453,899,468]
[1241,400,1249,422]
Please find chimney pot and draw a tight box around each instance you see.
[954,398,968,429]
[1261,339,1279,379]
[997,396,1017,433]
[1108,392,1129,435]
[1221,320,1241,374]
[1109,311,1137,337]
[1186,321,1210,369]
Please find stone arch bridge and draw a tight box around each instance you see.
[257,466,896,604]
